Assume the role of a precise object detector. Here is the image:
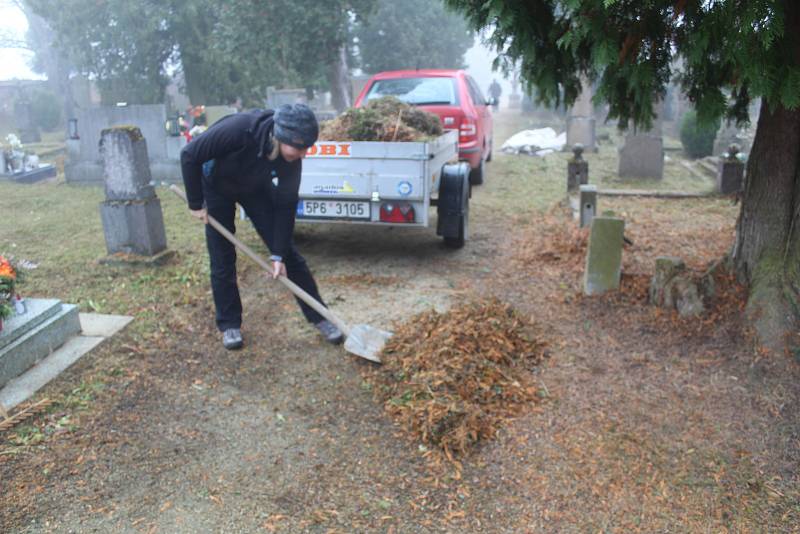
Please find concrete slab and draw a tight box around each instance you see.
[0,304,81,388]
[0,312,133,412]
[0,298,63,351]
[0,336,104,411]
[79,313,133,337]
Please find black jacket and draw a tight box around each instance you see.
[180,109,302,258]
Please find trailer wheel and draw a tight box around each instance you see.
[444,212,467,248]
[438,162,470,249]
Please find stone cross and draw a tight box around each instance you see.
[99,127,168,257]
[566,77,596,151]
[583,216,625,295]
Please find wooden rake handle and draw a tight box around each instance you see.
[169,184,350,336]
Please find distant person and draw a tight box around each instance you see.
[488,79,502,111]
[179,104,344,350]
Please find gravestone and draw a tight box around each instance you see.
[566,78,596,151]
[579,184,597,228]
[717,144,745,194]
[618,133,664,179]
[567,144,589,192]
[66,104,180,185]
[583,216,625,295]
[266,87,307,109]
[0,298,81,389]
[648,256,686,304]
[618,102,664,179]
[648,256,705,317]
[205,105,237,127]
[99,127,168,257]
[165,134,187,161]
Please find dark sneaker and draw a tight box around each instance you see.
[222,328,243,350]
[315,320,344,345]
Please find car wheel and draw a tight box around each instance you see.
[469,156,485,186]
[485,138,493,162]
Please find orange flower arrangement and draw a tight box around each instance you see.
[0,255,18,320]
[0,257,16,279]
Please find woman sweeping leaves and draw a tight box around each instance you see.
[180,104,343,350]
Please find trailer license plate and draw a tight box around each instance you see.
[297,200,370,219]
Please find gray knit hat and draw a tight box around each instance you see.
[273,103,319,149]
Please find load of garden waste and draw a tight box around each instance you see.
[363,299,547,460]
[319,96,443,142]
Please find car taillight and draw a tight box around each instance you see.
[379,202,415,223]
[459,119,477,139]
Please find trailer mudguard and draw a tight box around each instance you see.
[436,162,470,247]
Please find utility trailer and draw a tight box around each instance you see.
[297,130,471,248]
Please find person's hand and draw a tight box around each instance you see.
[190,208,208,224]
[271,260,286,279]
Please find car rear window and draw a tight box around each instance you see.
[364,77,459,106]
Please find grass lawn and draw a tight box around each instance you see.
[0,177,271,339]
[488,110,718,201]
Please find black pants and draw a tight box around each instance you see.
[203,182,326,331]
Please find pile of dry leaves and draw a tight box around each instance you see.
[365,299,547,459]
[319,96,443,142]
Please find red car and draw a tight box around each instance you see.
[354,69,494,185]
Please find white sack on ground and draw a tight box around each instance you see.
[501,128,566,156]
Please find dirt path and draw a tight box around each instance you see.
[2,114,799,533]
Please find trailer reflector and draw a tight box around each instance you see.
[380,202,415,223]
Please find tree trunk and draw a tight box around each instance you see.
[733,0,800,354]
[181,52,209,106]
[174,11,210,106]
[733,100,800,353]
[327,45,351,113]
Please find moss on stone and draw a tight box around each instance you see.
[100,125,144,142]
[746,248,800,353]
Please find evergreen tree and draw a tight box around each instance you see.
[446,0,800,352]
